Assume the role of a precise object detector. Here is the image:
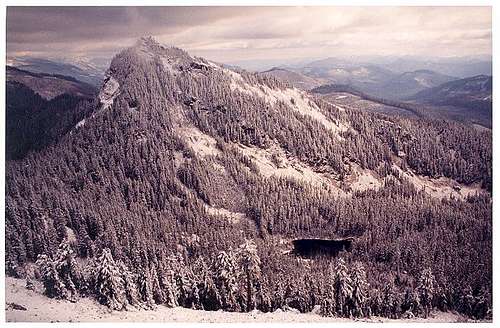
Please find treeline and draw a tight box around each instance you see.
[33,238,489,319]
[5,39,491,320]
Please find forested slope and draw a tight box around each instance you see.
[6,81,95,160]
[5,37,491,319]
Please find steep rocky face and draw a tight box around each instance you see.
[5,38,491,316]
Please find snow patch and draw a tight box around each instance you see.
[238,143,345,196]
[392,164,484,200]
[349,165,382,192]
[178,126,220,157]
[65,227,77,243]
[332,104,346,112]
[204,205,246,224]
[414,76,432,88]
[227,73,349,137]
[75,119,86,129]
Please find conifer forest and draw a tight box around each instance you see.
[4,8,493,323]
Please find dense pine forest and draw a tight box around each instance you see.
[5,37,492,320]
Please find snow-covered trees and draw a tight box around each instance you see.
[161,267,179,308]
[118,261,141,308]
[194,257,220,310]
[36,254,69,299]
[54,240,82,299]
[30,239,488,320]
[94,248,126,310]
[320,280,336,317]
[418,268,435,318]
[237,240,262,311]
[402,288,421,317]
[213,249,240,311]
[332,258,353,317]
[382,278,401,319]
[320,258,354,317]
[36,239,82,301]
[350,262,368,317]
[5,37,492,320]
[138,268,156,309]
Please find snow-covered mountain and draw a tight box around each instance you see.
[5,37,491,320]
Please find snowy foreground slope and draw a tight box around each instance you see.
[5,277,475,323]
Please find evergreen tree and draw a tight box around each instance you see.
[382,278,401,319]
[418,268,435,318]
[320,284,336,317]
[195,257,220,310]
[53,239,82,301]
[94,248,126,310]
[402,288,421,318]
[237,240,262,311]
[117,261,141,308]
[213,249,240,311]
[35,240,82,301]
[163,268,180,308]
[332,258,353,317]
[36,254,68,299]
[138,268,156,309]
[350,262,368,317]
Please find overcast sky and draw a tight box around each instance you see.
[7,6,492,64]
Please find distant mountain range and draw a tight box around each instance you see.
[6,56,107,86]
[259,67,325,90]
[261,54,491,98]
[373,56,492,78]
[299,61,396,97]
[381,70,457,99]
[409,75,492,125]
[7,66,97,100]
[410,75,492,105]
[262,63,464,100]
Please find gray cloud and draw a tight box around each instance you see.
[6,6,492,62]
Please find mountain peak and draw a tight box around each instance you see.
[136,35,160,47]
[130,36,192,63]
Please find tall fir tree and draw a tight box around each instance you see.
[94,248,126,310]
[418,268,435,318]
[237,240,262,311]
